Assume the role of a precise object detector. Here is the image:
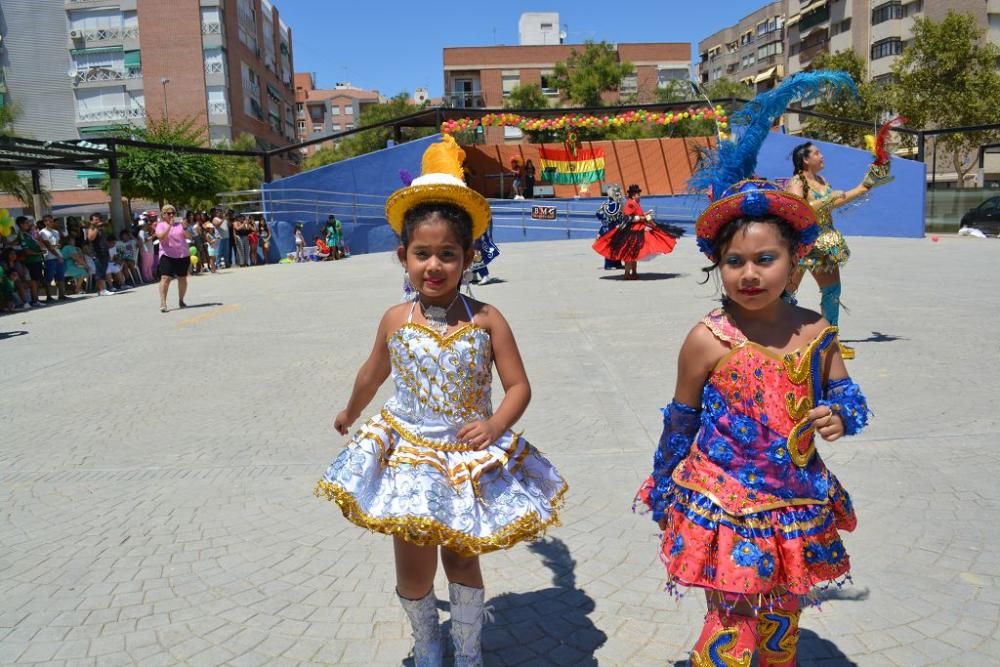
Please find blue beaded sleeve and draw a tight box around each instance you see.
[818,377,871,436]
[648,400,701,521]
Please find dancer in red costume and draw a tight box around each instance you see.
[592,184,681,280]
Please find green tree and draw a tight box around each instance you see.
[700,77,753,102]
[105,116,225,207]
[216,132,264,193]
[800,50,890,148]
[656,80,695,104]
[503,84,550,110]
[0,102,52,213]
[302,144,346,170]
[891,11,1000,187]
[552,41,634,107]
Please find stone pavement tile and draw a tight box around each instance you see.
[15,642,61,663]
[186,644,238,667]
[86,634,125,657]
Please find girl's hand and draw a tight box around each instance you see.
[333,410,356,435]
[809,405,845,442]
[658,517,668,531]
[457,419,503,451]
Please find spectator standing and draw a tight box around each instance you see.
[204,222,220,272]
[16,216,46,307]
[324,215,344,260]
[294,224,306,262]
[259,219,272,264]
[86,213,114,296]
[523,159,536,199]
[38,214,67,302]
[510,159,523,199]
[213,209,230,268]
[234,216,251,267]
[248,218,259,266]
[137,216,157,282]
[154,204,191,313]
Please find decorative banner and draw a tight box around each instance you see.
[530,205,557,221]
[440,107,728,136]
[539,146,605,184]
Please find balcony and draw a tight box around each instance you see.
[202,22,223,35]
[73,67,142,87]
[77,106,145,123]
[442,91,486,109]
[69,26,139,46]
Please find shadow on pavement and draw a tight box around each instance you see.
[403,538,606,667]
[599,272,686,281]
[841,331,905,345]
[0,330,28,340]
[176,302,225,310]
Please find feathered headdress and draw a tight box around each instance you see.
[688,70,857,198]
[384,135,491,239]
[689,71,857,259]
[864,115,907,166]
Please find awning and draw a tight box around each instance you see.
[754,66,778,83]
[123,51,141,69]
[70,46,123,56]
[76,170,106,179]
[787,14,801,27]
[740,76,755,85]
[800,0,829,13]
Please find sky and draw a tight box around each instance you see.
[278,0,773,96]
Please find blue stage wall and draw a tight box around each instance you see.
[261,131,924,258]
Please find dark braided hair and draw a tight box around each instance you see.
[399,203,473,251]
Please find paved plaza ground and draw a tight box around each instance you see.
[2,234,999,666]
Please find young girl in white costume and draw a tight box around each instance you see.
[315,136,567,667]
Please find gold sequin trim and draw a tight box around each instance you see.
[381,409,477,452]
[313,479,569,557]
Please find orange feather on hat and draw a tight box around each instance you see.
[420,134,465,180]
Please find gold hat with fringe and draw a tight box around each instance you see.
[385,135,491,240]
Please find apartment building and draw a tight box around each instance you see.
[292,74,384,154]
[698,2,787,92]
[0,0,298,198]
[443,42,691,111]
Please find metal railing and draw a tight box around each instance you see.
[442,92,486,109]
[208,101,228,116]
[72,26,139,43]
[73,67,142,85]
[205,61,225,74]
[77,106,145,123]
[202,22,223,35]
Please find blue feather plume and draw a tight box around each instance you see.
[688,70,857,197]
[399,169,414,186]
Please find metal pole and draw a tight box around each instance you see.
[30,170,44,217]
[107,151,125,235]
[931,137,937,188]
[916,131,925,163]
[263,153,273,183]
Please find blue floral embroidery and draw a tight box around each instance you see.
[703,385,727,420]
[765,438,790,465]
[731,414,757,445]
[670,534,685,557]
[706,437,734,466]
[732,540,762,567]
[753,367,763,380]
[812,470,831,498]
[738,464,766,490]
[756,552,776,578]
[804,542,827,564]
[826,539,846,565]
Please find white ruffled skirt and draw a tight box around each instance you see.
[315,410,568,556]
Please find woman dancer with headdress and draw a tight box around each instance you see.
[785,141,891,360]
[592,184,682,280]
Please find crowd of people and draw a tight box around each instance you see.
[0,207,289,313]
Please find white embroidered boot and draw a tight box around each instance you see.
[449,583,485,667]
[397,589,444,667]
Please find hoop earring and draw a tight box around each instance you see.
[402,270,417,302]
[462,267,474,297]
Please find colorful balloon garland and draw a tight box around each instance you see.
[0,209,14,237]
[441,107,728,136]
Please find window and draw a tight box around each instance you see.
[872,2,903,25]
[241,61,262,119]
[330,106,340,115]
[331,124,341,131]
[871,38,903,60]
[741,53,756,69]
[68,8,123,33]
[297,121,305,131]
[501,71,520,96]
[657,68,687,87]
[756,16,783,36]
[207,86,227,116]
[831,18,851,36]
[904,0,923,17]
[200,7,221,33]
[296,102,304,117]
[308,104,324,123]
[344,106,353,115]
[237,0,257,52]
[345,124,355,130]
[619,73,638,95]
[541,22,552,30]
[757,40,783,60]
[740,31,754,47]
[540,70,558,95]
[799,5,830,32]
[204,48,225,74]
[72,49,123,72]
[312,126,323,134]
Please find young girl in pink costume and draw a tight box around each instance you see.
[315,137,566,667]
[637,174,873,665]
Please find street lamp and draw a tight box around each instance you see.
[160,77,170,120]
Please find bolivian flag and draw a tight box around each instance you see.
[539,146,605,184]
